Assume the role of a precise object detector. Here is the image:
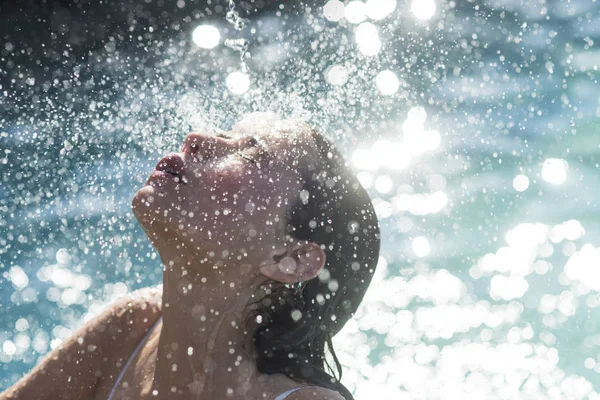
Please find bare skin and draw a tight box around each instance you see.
[1,116,345,400]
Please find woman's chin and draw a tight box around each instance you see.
[131,185,158,223]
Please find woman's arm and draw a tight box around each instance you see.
[0,287,162,400]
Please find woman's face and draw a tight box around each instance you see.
[132,119,321,265]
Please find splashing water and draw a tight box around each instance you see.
[226,0,246,31]
[2,1,600,398]
[225,0,249,73]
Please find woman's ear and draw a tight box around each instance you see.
[259,243,326,284]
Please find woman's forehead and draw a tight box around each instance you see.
[256,128,311,147]
[232,125,315,154]
[230,113,313,141]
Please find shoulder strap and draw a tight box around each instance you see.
[274,386,322,400]
[107,315,163,400]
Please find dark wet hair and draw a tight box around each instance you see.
[249,128,380,399]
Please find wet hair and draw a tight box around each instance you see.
[249,128,381,399]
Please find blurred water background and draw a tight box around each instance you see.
[1,0,600,398]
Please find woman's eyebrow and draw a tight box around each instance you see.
[254,138,275,161]
[254,136,269,149]
[215,132,269,152]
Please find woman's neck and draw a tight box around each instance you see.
[152,246,272,399]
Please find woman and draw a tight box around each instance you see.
[1,115,380,400]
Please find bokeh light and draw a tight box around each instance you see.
[345,1,367,24]
[365,0,397,20]
[375,70,400,95]
[192,24,221,49]
[226,71,251,94]
[542,158,569,184]
[323,0,345,22]
[513,174,530,192]
[355,22,381,56]
[325,64,349,86]
[412,236,431,257]
[411,0,436,20]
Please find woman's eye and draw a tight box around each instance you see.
[238,151,257,163]
[247,137,258,147]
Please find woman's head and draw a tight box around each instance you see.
[132,115,332,283]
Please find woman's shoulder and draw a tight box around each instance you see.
[62,285,163,365]
[0,287,163,400]
[90,285,163,357]
[58,286,163,388]
[83,286,162,340]
[106,286,162,319]
[88,286,163,397]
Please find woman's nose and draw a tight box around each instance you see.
[182,132,232,161]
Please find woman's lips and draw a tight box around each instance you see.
[155,153,185,176]
[154,153,186,183]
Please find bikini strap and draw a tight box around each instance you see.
[274,386,322,400]
[106,316,163,400]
